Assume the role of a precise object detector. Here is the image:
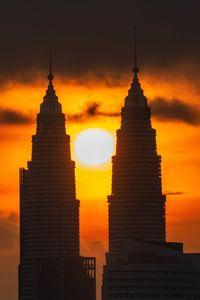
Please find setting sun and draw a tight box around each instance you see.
[74,128,114,166]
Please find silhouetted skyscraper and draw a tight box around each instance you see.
[102,34,200,299]
[19,48,96,300]
[108,52,165,255]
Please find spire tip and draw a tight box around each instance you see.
[48,34,54,81]
[133,26,139,75]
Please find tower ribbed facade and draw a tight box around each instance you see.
[109,67,166,255]
[102,50,200,299]
[19,69,96,300]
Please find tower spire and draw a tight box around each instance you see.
[47,34,54,81]
[133,26,139,76]
[124,27,147,107]
[40,35,62,114]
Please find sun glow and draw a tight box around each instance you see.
[74,128,114,166]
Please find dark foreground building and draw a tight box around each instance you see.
[102,51,200,298]
[19,63,96,300]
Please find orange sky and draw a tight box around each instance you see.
[0,72,200,300]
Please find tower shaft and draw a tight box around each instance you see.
[108,70,166,254]
[19,67,96,300]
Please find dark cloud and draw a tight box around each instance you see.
[0,107,33,125]
[0,211,18,250]
[67,98,200,126]
[0,1,199,83]
[67,101,119,122]
[165,191,185,196]
[1,98,198,126]
[151,98,200,125]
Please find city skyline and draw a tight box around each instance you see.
[0,1,200,300]
[1,50,200,300]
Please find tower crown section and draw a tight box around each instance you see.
[125,71,148,108]
[40,75,62,114]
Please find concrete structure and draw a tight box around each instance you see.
[103,241,200,299]
[19,50,96,300]
[102,36,200,299]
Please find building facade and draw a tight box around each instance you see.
[19,66,96,300]
[102,53,200,299]
[103,240,200,299]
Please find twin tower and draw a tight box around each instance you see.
[19,49,200,300]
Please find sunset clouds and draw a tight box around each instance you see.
[151,98,200,125]
[0,107,32,125]
[0,73,199,300]
[0,1,199,299]
[0,211,18,251]
[0,1,198,84]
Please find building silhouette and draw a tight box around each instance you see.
[102,36,200,299]
[19,48,96,300]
